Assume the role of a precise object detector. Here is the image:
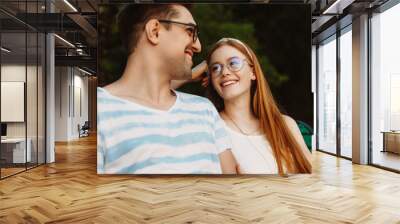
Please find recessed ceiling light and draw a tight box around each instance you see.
[1,47,11,53]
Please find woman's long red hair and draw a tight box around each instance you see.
[206,38,311,174]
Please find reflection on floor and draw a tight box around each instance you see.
[0,163,41,178]
[373,151,400,171]
[0,167,25,178]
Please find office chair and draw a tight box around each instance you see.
[79,121,90,138]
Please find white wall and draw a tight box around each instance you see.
[55,66,69,141]
[1,65,26,140]
[55,66,89,141]
[1,65,39,138]
[1,63,46,164]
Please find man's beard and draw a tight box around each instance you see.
[168,55,192,80]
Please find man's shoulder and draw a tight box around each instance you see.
[176,91,213,105]
[97,87,109,96]
[175,91,219,118]
[97,87,109,99]
[97,87,126,107]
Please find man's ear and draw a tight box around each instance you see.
[144,19,161,45]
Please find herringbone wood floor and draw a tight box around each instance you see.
[0,134,400,224]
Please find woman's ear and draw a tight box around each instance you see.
[144,19,160,45]
[250,72,256,80]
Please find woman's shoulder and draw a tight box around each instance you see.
[282,114,312,161]
[282,115,298,129]
[281,115,304,141]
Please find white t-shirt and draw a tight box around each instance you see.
[97,87,231,174]
[224,123,278,174]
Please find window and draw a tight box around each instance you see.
[317,35,337,154]
[339,27,352,158]
[370,2,400,171]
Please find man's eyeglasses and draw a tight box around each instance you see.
[209,56,252,77]
[158,20,199,43]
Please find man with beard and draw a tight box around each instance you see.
[97,4,237,174]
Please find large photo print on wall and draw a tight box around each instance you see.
[97,3,313,175]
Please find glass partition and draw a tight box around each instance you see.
[339,27,352,158]
[0,1,46,179]
[27,30,38,169]
[317,35,337,154]
[38,31,45,165]
[370,3,400,171]
[1,31,28,177]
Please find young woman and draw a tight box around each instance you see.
[174,38,312,175]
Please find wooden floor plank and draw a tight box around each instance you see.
[0,134,399,223]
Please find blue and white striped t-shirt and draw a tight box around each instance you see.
[97,87,231,174]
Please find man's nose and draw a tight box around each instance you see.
[192,37,201,53]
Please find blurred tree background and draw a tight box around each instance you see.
[98,3,313,126]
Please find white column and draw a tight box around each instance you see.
[46,1,55,163]
[352,14,369,164]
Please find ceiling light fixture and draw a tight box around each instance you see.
[322,0,354,15]
[77,67,93,76]
[63,0,78,12]
[54,34,75,48]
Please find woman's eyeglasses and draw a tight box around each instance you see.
[209,56,252,77]
[158,20,199,43]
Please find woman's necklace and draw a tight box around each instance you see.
[222,111,260,136]
[223,111,273,168]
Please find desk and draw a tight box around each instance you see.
[382,131,400,154]
[1,138,31,163]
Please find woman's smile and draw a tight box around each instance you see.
[220,78,239,88]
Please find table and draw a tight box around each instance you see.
[1,138,32,163]
[382,131,400,154]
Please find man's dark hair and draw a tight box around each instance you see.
[117,4,190,55]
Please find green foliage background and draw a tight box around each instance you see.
[98,4,287,93]
[98,4,312,125]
